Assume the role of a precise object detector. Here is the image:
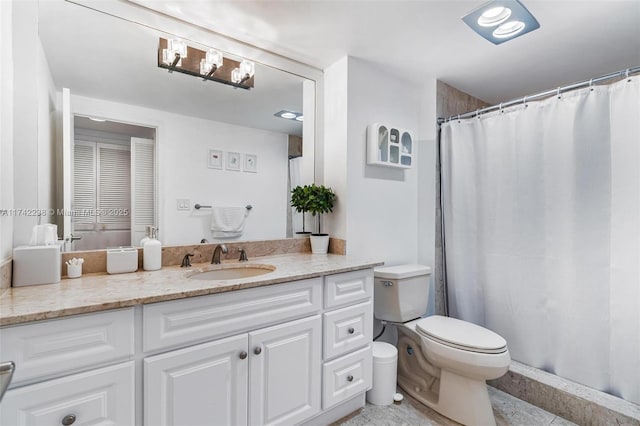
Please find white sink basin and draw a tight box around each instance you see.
[188,264,275,280]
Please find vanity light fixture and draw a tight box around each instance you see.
[162,38,187,72]
[231,60,256,86]
[200,49,223,80]
[274,110,303,121]
[462,0,540,44]
[157,38,255,89]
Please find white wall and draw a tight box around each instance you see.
[0,0,14,261]
[323,57,438,342]
[324,57,437,267]
[323,57,349,240]
[37,37,58,227]
[11,0,39,247]
[71,95,289,245]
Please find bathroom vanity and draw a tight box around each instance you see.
[0,254,380,425]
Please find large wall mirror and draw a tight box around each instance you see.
[37,0,315,251]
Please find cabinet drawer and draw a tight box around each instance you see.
[143,278,322,352]
[322,345,372,409]
[0,308,134,386]
[323,301,372,360]
[0,361,135,426]
[324,269,373,309]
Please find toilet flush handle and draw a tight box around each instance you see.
[381,280,393,287]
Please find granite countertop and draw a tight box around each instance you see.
[0,253,383,326]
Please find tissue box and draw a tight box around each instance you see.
[107,247,138,274]
[13,245,61,287]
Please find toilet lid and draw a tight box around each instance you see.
[416,316,507,354]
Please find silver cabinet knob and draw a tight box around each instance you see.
[254,347,262,355]
[62,414,76,425]
[382,280,393,287]
[347,375,354,382]
[348,327,355,334]
[239,351,248,360]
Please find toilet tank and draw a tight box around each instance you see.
[374,264,432,323]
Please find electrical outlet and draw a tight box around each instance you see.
[176,199,190,211]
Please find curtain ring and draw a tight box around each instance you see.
[457,114,461,123]
[556,87,561,99]
[499,102,504,113]
[523,96,528,108]
[476,109,480,119]
[626,69,631,82]
[589,78,594,91]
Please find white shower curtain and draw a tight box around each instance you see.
[440,76,640,404]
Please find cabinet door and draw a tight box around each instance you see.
[0,361,134,426]
[144,334,248,426]
[249,315,321,426]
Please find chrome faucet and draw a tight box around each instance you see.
[211,244,228,264]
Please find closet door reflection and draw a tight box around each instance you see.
[69,116,155,251]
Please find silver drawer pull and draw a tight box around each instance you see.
[381,280,393,287]
[239,351,248,360]
[62,414,76,425]
[348,327,355,334]
[254,346,262,355]
[347,375,354,382]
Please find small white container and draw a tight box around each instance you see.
[106,248,138,274]
[67,264,82,279]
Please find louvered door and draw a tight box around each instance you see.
[131,137,155,245]
[73,141,96,231]
[97,143,131,230]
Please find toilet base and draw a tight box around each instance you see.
[436,369,495,426]
[397,326,498,426]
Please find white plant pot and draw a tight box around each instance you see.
[310,234,330,254]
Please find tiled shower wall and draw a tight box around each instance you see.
[434,81,489,315]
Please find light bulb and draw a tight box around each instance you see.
[239,60,255,78]
[206,49,223,68]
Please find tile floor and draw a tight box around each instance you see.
[334,386,577,426]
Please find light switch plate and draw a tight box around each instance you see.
[176,199,190,210]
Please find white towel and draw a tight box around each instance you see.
[211,206,249,238]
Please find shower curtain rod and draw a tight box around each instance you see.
[438,66,640,124]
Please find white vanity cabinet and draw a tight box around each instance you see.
[144,333,250,426]
[0,267,375,426]
[1,362,135,426]
[144,315,322,426]
[143,278,324,426]
[0,309,135,426]
[321,269,374,410]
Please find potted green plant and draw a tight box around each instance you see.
[290,185,311,237]
[304,183,336,254]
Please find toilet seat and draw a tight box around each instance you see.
[416,315,507,354]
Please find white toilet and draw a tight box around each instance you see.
[374,264,510,426]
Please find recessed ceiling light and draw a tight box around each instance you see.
[477,6,511,27]
[274,110,303,121]
[462,0,539,45]
[493,20,525,38]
